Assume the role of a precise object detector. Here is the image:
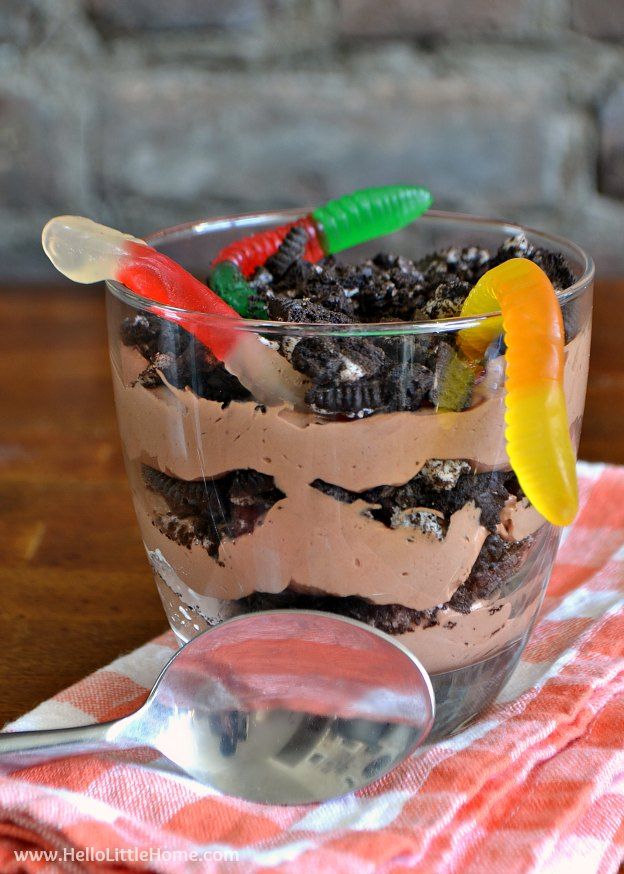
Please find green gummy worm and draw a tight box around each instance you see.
[209,261,266,318]
[311,185,433,254]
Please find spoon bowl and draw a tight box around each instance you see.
[0,611,434,804]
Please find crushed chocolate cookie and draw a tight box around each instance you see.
[415,246,492,286]
[306,378,386,417]
[384,363,434,412]
[236,586,442,636]
[267,295,353,325]
[249,266,274,289]
[531,250,575,291]
[144,466,225,519]
[373,332,434,365]
[291,336,385,384]
[121,312,157,356]
[278,335,300,362]
[310,479,360,504]
[497,233,534,259]
[121,312,189,361]
[314,285,358,317]
[143,465,285,556]
[135,364,164,388]
[423,297,462,320]
[264,226,308,279]
[153,513,220,556]
[290,338,342,383]
[228,470,283,506]
[487,234,575,291]
[448,534,533,613]
[313,467,522,534]
[423,277,471,320]
[121,232,577,411]
[160,345,251,405]
[121,313,251,404]
[429,469,517,533]
[272,252,430,321]
[270,260,359,319]
[389,508,447,540]
[419,459,473,491]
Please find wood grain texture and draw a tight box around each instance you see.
[0,281,622,724]
[0,286,167,725]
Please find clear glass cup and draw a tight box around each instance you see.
[106,209,593,740]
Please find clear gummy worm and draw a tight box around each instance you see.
[41,216,306,406]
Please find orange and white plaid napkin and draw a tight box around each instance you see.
[1,461,623,873]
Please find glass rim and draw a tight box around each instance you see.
[106,207,595,338]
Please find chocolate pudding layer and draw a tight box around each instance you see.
[111,233,590,679]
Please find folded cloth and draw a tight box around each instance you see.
[1,461,623,873]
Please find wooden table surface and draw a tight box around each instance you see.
[1,281,623,725]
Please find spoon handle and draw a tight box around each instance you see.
[0,718,139,766]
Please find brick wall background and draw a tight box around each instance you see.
[1,0,623,279]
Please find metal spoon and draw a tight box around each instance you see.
[0,611,434,805]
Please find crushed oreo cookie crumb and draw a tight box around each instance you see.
[383,363,434,412]
[120,233,578,412]
[306,378,386,417]
[313,466,521,534]
[121,313,189,361]
[121,313,250,404]
[228,469,283,506]
[154,513,220,556]
[292,336,385,384]
[423,277,471,320]
[264,226,308,279]
[389,508,447,540]
[143,464,285,557]
[419,459,473,490]
[448,534,533,613]
[267,295,353,325]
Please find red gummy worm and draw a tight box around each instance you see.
[211,216,324,277]
[118,242,240,361]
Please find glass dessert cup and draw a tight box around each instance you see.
[106,209,593,741]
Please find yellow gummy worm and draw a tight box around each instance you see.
[458,258,578,527]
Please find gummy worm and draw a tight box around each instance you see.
[458,258,578,526]
[209,185,433,317]
[212,215,323,278]
[41,216,306,406]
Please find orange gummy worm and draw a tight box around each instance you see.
[458,258,578,526]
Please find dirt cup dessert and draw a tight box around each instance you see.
[43,187,593,739]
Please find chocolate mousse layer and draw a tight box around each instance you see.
[113,233,589,673]
[205,532,532,632]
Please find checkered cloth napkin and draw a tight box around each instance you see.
[1,461,623,873]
